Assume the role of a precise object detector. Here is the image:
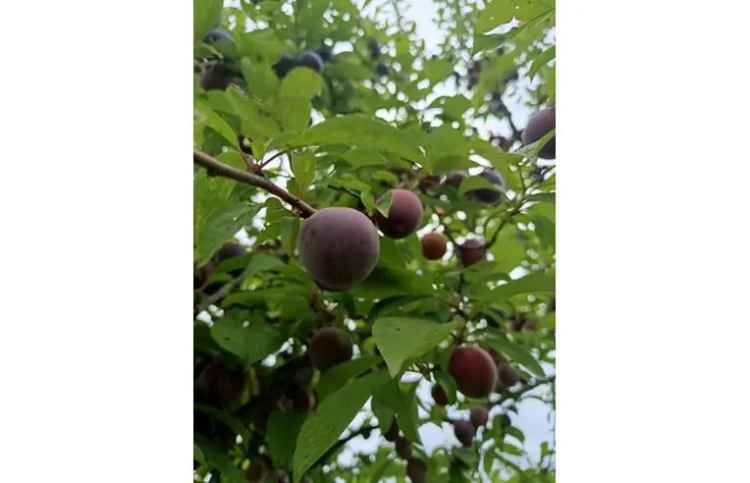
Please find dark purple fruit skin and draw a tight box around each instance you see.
[297,51,324,72]
[421,233,447,260]
[215,242,244,262]
[406,458,427,483]
[458,239,486,267]
[273,53,296,78]
[445,172,465,189]
[449,346,498,398]
[453,420,475,447]
[431,384,449,406]
[383,419,399,442]
[470,406,489,428]
[195,361,245,407]
[375,62,389,77]
[395,436,412,459]
[204,29,232,44]
[498,364,520,388]
[375,189,423,239]
[298,207,380,291]
[194,261,216,289]
[522,108,556,159]
[200,64,237,91]
[466,169,506,204]
[245,456,271,482]
[309,327,353,370]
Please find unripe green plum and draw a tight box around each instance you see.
[421,232,447,260]
[298,207,380,291]
[522,108,556,159]
[453,419,475,447]
[308,327,353,370]
[449,346,497,398]
[375,189,423,239]
[470,406,489,428]
[458,238,486,267]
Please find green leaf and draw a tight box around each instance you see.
[195,434,243,480]
[484,335,545,377]
[476,0,516,33]
[317,356,378,401]
[372,380,421,444]
[293,370,389,482]
[240,58,279,100]
[194,0,222,42]
[194,171,255,265]
[267,411,306,470]
[210,318,284,365]
[490,225,526,273]
[528,46,556,80]
[469,271,555,302]
[280,68,323,100]
[194,99,237,147]
[285,116,423,161]
[372,317,457,377]
[458,175,504,197]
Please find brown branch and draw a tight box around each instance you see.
[194,151,316,218]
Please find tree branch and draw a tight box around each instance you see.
[194,151,317,218]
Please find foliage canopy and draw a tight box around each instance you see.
[194,0,555,481]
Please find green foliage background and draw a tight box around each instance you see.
[194,0,555,481]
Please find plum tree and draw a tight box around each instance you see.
[431,383,449,406]
[449,346,498,398]
[470,406,489,428]
[297,51,324,72]
[298,207,380,291]
[466,169,506,204]
[395,436,412,459]
[406,458,427,483]
[421,232,447,260]
[195,361,245,407]
[375,189,423,239]
[308,327,353,370]
[458,238,486,267]
[453,420,475,447]
[522,107,556,159]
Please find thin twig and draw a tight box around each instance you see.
[194,151,316,218]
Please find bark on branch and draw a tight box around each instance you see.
[193,150,317,218]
